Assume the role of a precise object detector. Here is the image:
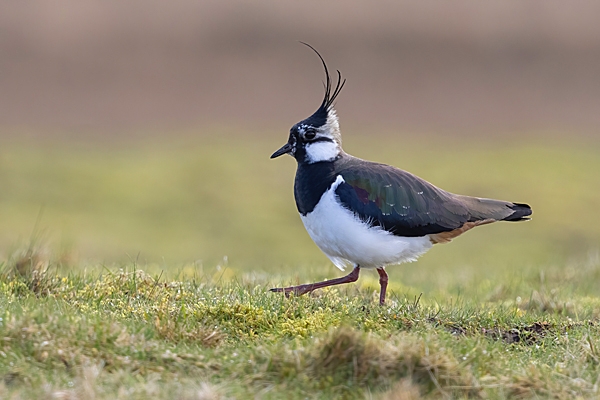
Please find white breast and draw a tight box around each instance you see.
[300,175,433,271]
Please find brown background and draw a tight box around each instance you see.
[2,0,600,134]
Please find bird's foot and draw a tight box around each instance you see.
[269,283,316,298]
[270,267,361,299]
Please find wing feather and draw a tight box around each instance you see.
[334,158,470,237]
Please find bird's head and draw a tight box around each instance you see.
[271,43,346,164]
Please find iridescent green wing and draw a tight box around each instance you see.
[335,160,470,237]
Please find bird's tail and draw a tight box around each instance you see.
[429,196,532,244]
[503,202,532,221]
[458,196,532,222]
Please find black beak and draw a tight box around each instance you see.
[270,142,293,159]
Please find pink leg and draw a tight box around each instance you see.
[270,267,360,297]
[376,268,388,305]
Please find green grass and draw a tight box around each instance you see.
[0,129,599,398]
[0,265,599,398]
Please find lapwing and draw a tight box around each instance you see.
[270,44,532,305]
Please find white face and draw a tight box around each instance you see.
[300,111,342,163]
[304,140,340,163]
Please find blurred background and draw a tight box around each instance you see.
[3,0,600,131]
[1,1,599,295]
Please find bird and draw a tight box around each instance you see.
[270,43,532,305]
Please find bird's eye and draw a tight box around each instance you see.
[304,130,316,140]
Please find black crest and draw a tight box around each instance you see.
[300,42,346,127]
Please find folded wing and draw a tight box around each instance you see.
[334,157,530,237]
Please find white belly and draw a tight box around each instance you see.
[300,175,433,271]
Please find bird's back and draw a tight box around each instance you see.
[332,154,531,239]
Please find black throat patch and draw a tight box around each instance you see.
[293,160,338,215]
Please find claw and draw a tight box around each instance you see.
[270,287,292,298]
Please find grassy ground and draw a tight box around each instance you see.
[0,129,599,398]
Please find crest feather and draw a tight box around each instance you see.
[300,42,346,112]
